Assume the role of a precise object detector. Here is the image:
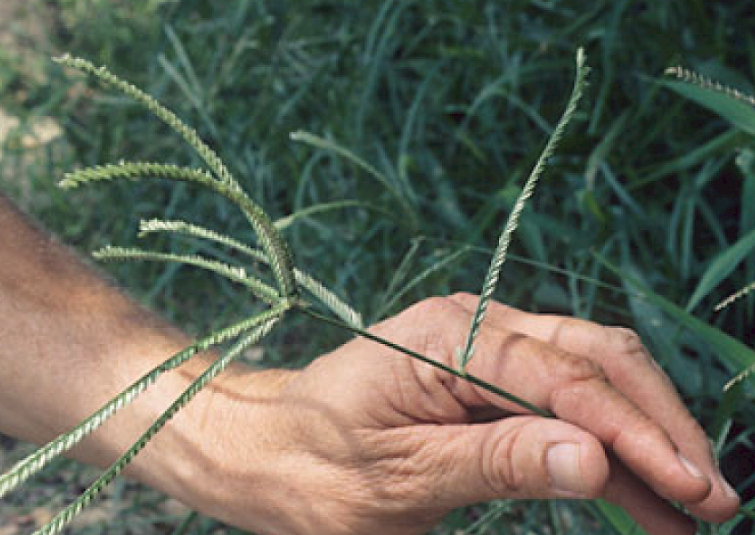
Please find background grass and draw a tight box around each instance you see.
[1,0,754,533]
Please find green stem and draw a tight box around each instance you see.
[298,307,552,418]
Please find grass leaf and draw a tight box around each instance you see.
[687,227,755,312]
[595,252,755,384]
[662,66,755,137]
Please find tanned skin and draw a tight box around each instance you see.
[0,192,741,535]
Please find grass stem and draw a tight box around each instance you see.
[298,306,552,418]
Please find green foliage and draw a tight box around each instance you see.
[2,1,755,534]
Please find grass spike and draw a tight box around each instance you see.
[0,309,283,498]
[665,66,755,108]
[60,160,297,297]
[457,47,590,371]
[725,361,755,392]
[715,281,755,311]
[54,54,239,190]
[54,53,297,297]
[33,313,283,535]
[93,245,280,304]
[293,270,364,328]
[138,219,363,328]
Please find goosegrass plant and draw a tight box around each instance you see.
[0,49,588,534]
[3,2,755,534]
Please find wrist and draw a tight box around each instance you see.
[148,360,301,532]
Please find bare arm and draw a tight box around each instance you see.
[0,192,291,499]
[0,193,740,535]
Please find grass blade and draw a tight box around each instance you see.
[687,227,755,312]
[274,200,391,230]
[663,67,755,137]
[594,252,755,384]
[289,130,419,230]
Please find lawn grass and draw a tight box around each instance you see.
[1,1,754,534]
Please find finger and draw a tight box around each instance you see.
[423,299,711,505]
[410,416,695,535]
[399,415,609,505]
[603,458,697,535]
[448,293,740,522]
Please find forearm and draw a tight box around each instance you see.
[0,193,293,506]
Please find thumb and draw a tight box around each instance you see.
[417,416,609,506]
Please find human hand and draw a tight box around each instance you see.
[176,294,740,535]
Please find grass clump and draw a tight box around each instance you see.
[1,1,755,534]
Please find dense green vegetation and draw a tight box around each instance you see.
[1,1,754,533]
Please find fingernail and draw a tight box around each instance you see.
[678,454,706,480]
[718,474,739,500]
[547,443,585,496]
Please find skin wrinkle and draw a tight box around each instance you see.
[550,374,625,447]
[481,419,526,495]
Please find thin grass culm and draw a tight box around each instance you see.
[456,48,590,372]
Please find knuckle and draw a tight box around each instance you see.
[448,291,477,304]
[605,327,652,367]
[627,418,673,449]
[546,343,606,383]
[408,295,456,320]
[481,421,528,494]
[605,326,645,355]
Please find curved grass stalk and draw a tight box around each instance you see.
[274,200,393,230]
[138,219,364,328]
[54,55,238,190]
[457,48,590,371]
[33,314,283,535]
[715,281,755,311]
[60,161,297,298]
[377,245,471,319]
[54,57,297,299]
[93,245,281,305]
[0,307,286,499]
[289,130,419,231]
